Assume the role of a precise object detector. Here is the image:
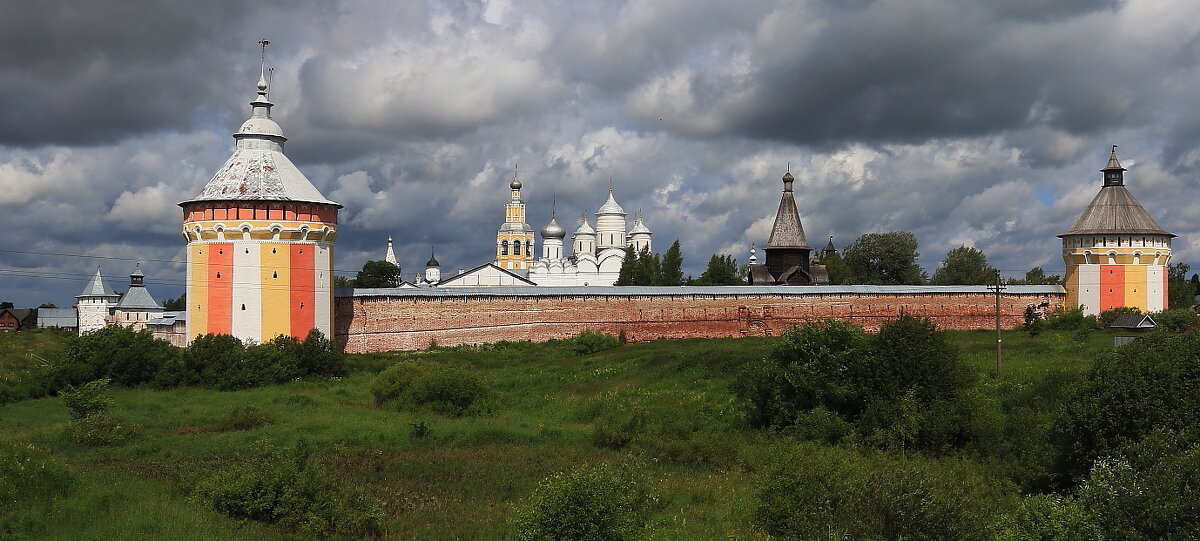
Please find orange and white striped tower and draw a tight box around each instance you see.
[1059,146,1174,315]
[180,41,340,343]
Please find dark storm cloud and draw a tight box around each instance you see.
[4,0,1200,308]
[0,1,267,146]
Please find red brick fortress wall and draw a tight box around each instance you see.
[334,285,1065,353]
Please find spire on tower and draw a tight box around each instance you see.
[1102,145,1127,186]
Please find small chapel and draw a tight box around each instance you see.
[747,168,829,285]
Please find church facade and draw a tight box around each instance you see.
[528,187,652,287]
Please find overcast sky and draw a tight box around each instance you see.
[3,0,1200,307]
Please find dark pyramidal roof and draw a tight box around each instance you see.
[766,170,810,249]
[1059,147,1174,238]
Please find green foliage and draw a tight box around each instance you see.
[60,378,113,419]
[1152,308,1198,332]
[0,443,74,511]
[193,440,382,537]
[511,462,657,541]
[1052,331,1200,483]
[591,392,736,468]
[734,319,867,428]
[352,259,402,288]
[735,315,979,454]
[162,330,344,391]
[931,245,998,285]
[65,413,143,447]
[1072,430,1200,540]
[1042,307,1098,331]
[1024,305,1043,337]
[409,420,431,439]
[842,231,926,285]
[659,240,684,286]
[692,254,741,285]
[1168,262,1195,309]
[214,404,275,432]
[332,274,353,288]
[370,360,491,416]
[616,244,675,286]
[1008,266,1064,285]
[162,293,186,311]
[754,443,1015,541]
[572,331,622,356]
[1098,306,1141,327]
[614,245,640,286]
[47,325,178,390]
[995,494,1103,541]
[820,252,853,285]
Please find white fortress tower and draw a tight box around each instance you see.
[180,41,340,343]
[76,266,120,335]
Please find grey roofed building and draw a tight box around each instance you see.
[38,308,77,330]
[1059,147,1175,238]
[76,266,120,298]
[1109,313,1156,330]
[113,264,162,310]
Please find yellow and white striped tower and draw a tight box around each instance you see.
[1059,146,1174,315]
[180,41,340,343]
[495,167,535,270]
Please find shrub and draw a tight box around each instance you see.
[734,315,980,454]
[1023,305,1043,337]
[60,378,113,419]
[177,333,246,388]
[0,443,74,511]
[1073,430,1200,540]
[572,331,622,356]
[994,495,1103,541]
[65,412,143,447]
[754,443,1015,541]
[371,361,491,416]
[1042,307,1098,331]
[297,329,345,377]
[733,318,868,429]
[1052,331,1200,484]
[46,325,178,390]
[511,462,657,541]
[1151,308,1198,332]
[214,404,275,431]
[193,440,382,537]
[591,392,737,468]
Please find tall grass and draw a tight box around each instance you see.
[0,329,1108,539]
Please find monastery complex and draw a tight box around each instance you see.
[50,47,1177,353]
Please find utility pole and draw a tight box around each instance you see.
[987,270,1006,375]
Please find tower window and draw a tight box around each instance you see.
[273,271,278,278]
[241,304,246,310]
[514,241,522,256]
[501,241,509,255]
[272,247,277,254]
[216,272,221,278]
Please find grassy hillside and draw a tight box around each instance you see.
[0,328,1123,539]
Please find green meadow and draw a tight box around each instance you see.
[0,326,1133,539]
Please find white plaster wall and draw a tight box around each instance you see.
[232,241,261,342]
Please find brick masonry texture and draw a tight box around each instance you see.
[334,289,1065,353]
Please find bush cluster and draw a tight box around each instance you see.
[0,443,75,511]
[734,315,979,454]
[511,462,658,541]
[370,360,491,416]
[58,378,142,446]
[1052,330,1200,483]
[754,443,1015,541]
[43,327,344,394]
[1041,307,1099,331]
[571,331,623,356]
[214,404,275,432]
[193,440,382,537]
[592,392,737,468]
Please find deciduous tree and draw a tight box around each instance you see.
[842,232,926,285]
[931,245,997,285]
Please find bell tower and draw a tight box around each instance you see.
[495,167,535,270]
